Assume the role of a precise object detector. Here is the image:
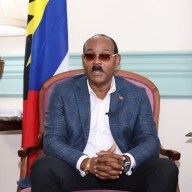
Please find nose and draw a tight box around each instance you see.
[93,54,102,64]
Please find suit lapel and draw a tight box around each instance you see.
[110,92,124,116]
[110,76,125,116]
[109,77,125,148]
[74,76,90,142]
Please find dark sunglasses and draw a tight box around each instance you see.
[83,53,117,62]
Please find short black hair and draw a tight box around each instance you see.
[83,34,118,54]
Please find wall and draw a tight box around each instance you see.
[67,0,192,52]
[0,0,192,55]
[158,99,192,192]
[0,0,192,191]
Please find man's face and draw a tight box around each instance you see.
[82,36,121,88]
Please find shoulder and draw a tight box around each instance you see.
[114,75,145,92]
[54,74,86,88]
[49,74,87,97]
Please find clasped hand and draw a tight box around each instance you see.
[89,144,125,180]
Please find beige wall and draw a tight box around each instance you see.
[158,99,192,192]
[0,0,192,56]
[67,0,192,52]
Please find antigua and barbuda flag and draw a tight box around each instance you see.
[22,0,68,172]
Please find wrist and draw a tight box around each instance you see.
[122,155,131,173]
[81,158,92,175]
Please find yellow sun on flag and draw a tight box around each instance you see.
[26,0,49,67]
[27,0,48,36]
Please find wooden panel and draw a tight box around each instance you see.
[0,120,22,131]
[0,51,192,98]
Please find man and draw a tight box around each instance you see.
[31,34,178,192]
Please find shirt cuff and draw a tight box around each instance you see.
[76,155,88,177]
[124,153,136,176]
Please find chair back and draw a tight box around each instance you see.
[38,69,160,137]
[116,70,160,128]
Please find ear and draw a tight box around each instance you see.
[115,54,121,69]
[82,54,86,67]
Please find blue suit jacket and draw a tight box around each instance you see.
[44,74,160,173]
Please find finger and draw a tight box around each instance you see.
[97,152,124,161]
[96,155,117,163]
[105,161,124,171]
[95,156,124,172]
[96,154,124,163]
[95,164,113,172]
[95,175,109,180]
[107,169,123,176]
[94,167,110,178]
[96,144,116,156]
[108,143,116,152]
[94,163,122,180]
[95,171,120,180]
[96,160,123,171]
[96,165,122,176]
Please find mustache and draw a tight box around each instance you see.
[92,66,103,72]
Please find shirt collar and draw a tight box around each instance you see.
[87,76,116,97]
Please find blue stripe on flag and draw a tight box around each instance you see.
[29,0,68,90]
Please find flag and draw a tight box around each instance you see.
[22,0,68,171]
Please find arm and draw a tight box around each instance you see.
[43,83,86,171]
[128,89,160,168]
